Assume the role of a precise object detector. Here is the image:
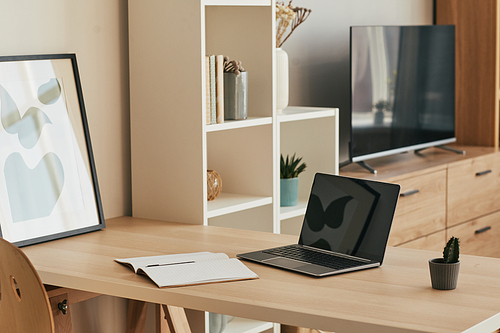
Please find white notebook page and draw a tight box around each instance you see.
[141,258,258,288]
[115,252,258,288]
[115,252,228,273]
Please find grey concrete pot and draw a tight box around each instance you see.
[224,71,248,120]
[429,258,460,290]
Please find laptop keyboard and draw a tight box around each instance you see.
[263,245,368,270]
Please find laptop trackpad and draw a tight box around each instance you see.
[265,257,305,268]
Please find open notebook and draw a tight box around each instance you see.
[116,252,258,288]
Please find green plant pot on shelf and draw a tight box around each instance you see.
[280,178,299,207]
[280,153,306,207]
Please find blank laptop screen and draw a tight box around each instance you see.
[298,174,400,263]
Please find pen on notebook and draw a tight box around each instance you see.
[146,260,195,267]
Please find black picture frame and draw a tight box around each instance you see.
[0,54,105,247]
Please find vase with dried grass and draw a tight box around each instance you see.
[275,1,311,113]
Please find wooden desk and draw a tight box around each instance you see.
[23,216,500,333]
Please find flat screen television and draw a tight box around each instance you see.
[349,25,456,170]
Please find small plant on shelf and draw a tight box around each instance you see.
[429,236,461,290]
[280,153,307,207]
[280,153,307,179]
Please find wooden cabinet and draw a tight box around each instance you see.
[340,146,500,256]
[447,153,500,227]
[436,0,500,148]
[386,170,446,246]
[398,231,446,252]
[447,211,500,258]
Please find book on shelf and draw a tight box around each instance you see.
[206,54,225,125]
[209,55,216,125]
[215,54,224,124]
[115,252,258,288]
[205,55,211,125]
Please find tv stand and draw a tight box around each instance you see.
[415,145,466,155]
[341,145,467,175]
[340,146,500,259]
[339,160,377,174]
[356,161,377,174]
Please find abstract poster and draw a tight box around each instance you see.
[0,54,104,246]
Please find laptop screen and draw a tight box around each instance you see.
[298,173,400,263]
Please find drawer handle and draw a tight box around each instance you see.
[475,170,492,176]
[400,189,419,197]
[475,226,491,234]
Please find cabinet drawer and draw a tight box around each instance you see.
[398,230,445,251]
[448,153,500,227]
[447,210,500,258]
[387,170,446,246]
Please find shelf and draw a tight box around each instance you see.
[277,106,337,123]
[280,200,307,220]
[204,0,271,6]
[224,317,274,333]
[206,117,272,132]
[207,192,272,218]
[130,2,326,332]
[276,105,339,234]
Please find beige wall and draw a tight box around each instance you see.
[1,0,132,219]
[0,1,131,331]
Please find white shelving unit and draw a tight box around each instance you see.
[207,193,273,218]
[129,0,274,229]
[279,201,307,220]
[276,107,339,236]
[205,117,272,133]
[129,1,338,332]
[224,318,274,333]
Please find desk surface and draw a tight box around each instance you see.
[23,216,500,333]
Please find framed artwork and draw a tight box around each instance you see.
[0,54,105,247]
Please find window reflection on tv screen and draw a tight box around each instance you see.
[350,25,455,162]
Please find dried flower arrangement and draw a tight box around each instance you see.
[276,1,312,48]
[223,57,245,75]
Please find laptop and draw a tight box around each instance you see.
[237,173,401,277]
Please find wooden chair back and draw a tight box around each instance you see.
[0,237,54,332]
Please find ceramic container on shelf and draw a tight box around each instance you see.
[275,48,289,113]
[280,177,298,207]
[224,71,248,120]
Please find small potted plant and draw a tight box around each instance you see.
[373,100,390,125]
[280,153,306,206]
[429,236,460,290]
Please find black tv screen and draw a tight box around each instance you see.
[350,25,455,163]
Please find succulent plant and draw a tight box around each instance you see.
[280,153,306,179]
[443,236,460,263]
